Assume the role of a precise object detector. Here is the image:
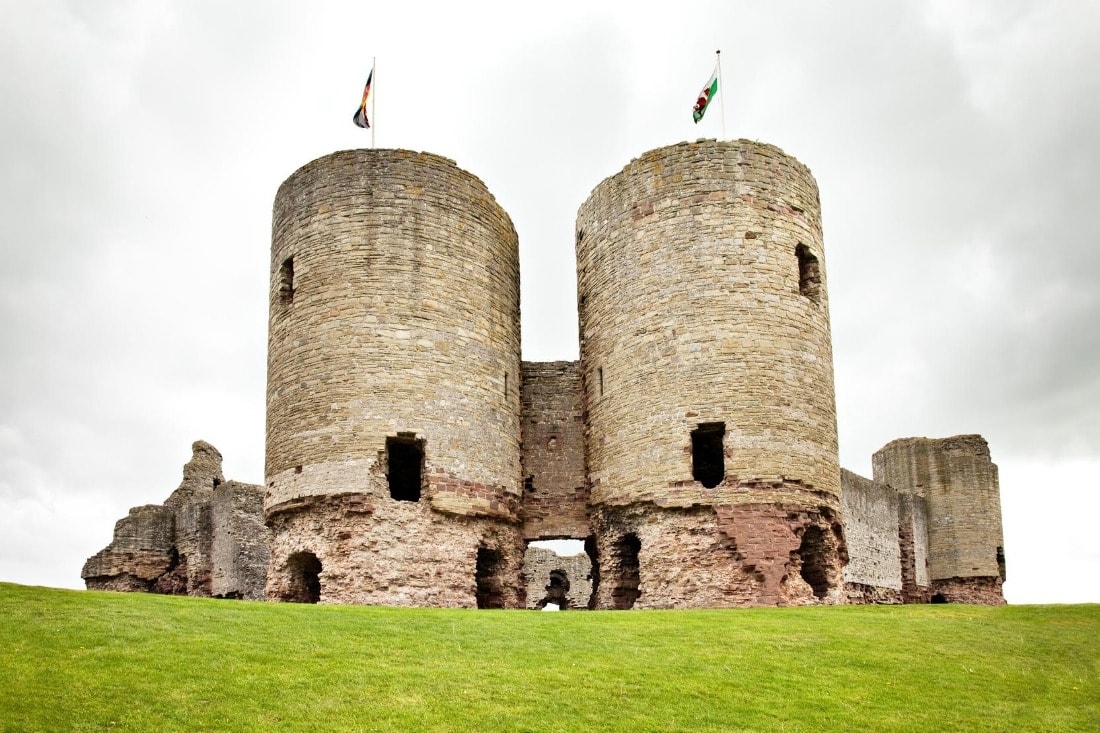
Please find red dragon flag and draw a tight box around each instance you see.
[352,65,373,129]
[692,63,719,123]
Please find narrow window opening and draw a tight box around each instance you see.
[598,367,604,397]
[279,257,295,304]
[212,478,221,489]
[611,533,641,610]
[795,243,821,303]
[284,551,322,603]
[797,525,832,599]
[386,434,424,502]
[503,372,508,396]
[475,548,505,609]
[524,476,534,493]
[691,422,726,489]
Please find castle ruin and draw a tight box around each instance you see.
[83,140,1006,607]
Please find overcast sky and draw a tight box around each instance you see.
[1,1,1097,604]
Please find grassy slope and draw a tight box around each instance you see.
[0,583,1096,732]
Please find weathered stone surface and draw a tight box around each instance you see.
[588,498,846,609]
[873,435,1004,604]
[82,504,175,591]
[263,149,523,607]
[840,469,933,604]
[83,142,1008,610]
[577,140,839,510]
[523,546,593,609]
[520,361,588,541]
[265,493,524,607]
[83,441,267,600]
[212,481,270,600]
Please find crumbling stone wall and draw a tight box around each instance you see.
[873,435,1005,605]
[83,441,267,599]
[588,500,846,609]
[522,546,593,609]
[520,361,588,541]
[264,149,525,606]
[212,480,270,600]
[266,495,524,607]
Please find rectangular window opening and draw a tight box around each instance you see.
[795,244,821,303]
[691,422,726,489]
[279,257,295,304]
[386,434,424,502]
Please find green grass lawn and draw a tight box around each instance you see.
[0,582,1096,732]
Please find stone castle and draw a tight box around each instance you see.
[83,139,1007,608]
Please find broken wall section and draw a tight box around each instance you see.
[212,480,270,600]
[873,434,1005,605]
[523,546,593,609]
[520,361,588,540]
[82,441,267,600]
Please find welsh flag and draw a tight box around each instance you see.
[692,65,719,123]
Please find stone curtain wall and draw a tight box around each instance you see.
[264,149,525,607]
[841,469,904,602]
[520,361,588,540]
[522,547,593,609]
[873,435,1005,604]
[576,139,839,509]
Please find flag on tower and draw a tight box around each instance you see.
[692,64,719,123]
[352,65,374,129]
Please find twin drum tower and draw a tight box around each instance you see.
[263,140,1002,608]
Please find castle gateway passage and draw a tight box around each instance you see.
[83,141,1006,608]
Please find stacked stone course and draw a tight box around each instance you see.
[84,140,1006,608]
[264,149,524,607]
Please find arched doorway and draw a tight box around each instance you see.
[284,551,322,603]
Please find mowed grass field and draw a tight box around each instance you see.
[0,583,1096,732]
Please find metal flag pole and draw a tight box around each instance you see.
[371,57,376,149]
[716,49,726,140]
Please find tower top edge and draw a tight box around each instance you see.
[580,138,816,207]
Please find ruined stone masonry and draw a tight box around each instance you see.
[83,441,269,600]
[84,139,1006,607]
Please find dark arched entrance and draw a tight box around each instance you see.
[284,551,322,603]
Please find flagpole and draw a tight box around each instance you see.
[716,49,726,140]
[371,57,376,149]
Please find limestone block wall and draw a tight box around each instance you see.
[212,480,270,600]
[522,546,593,609]
[873,435,1004,604]
[841,469,903,601]
[576,139,839,510]
[520,361,588,540]
[265,149,525,606]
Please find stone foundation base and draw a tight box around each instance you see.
[931,576,1005,605]
[265,493,525,608]
[588,502,847,609]
[844,582,904,605]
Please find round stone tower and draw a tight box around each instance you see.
[576,139,845,608]
[264,149,524,607]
